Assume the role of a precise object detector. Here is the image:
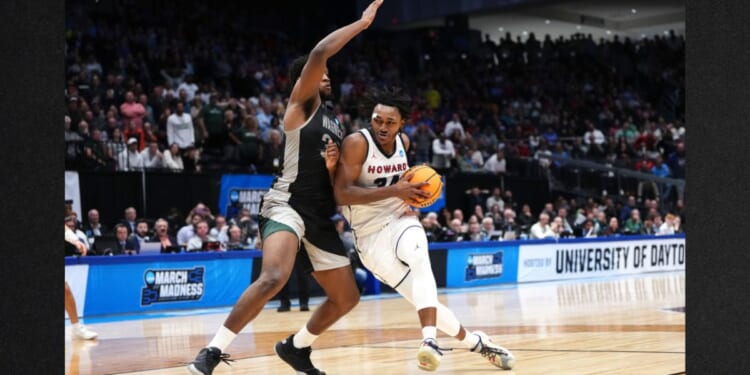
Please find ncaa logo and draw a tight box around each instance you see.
[229,189,240,203]
[465,251,503,281]
[144,270,156,285]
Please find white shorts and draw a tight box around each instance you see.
[354,215,428,288]
[260,197,350,272]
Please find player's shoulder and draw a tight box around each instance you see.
[284,97,320,131]
[341,130,369,159]
[343,129,368,144]
[399,132,411,149]
[399,131,410,142]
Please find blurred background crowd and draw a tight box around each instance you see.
[64,0,685,254]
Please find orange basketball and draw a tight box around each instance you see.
[402,165,443,208]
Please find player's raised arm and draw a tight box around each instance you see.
[285,0,384,131]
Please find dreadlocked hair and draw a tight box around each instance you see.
[363,86,412,120]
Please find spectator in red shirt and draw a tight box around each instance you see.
[633,128,657,154]
[633,154,654,172]
[120,91,146,129]
[123,119,145,151]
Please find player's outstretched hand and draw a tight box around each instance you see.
[325,139,339,172]
[360,0,384,29]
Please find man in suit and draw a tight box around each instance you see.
[119,207,138,235]
[83,208,109,237]
[114,223,140,255]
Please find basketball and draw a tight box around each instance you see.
[402,165,443,208]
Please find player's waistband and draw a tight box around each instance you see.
[351,213,403,239]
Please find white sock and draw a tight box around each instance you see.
[208,325,237,352]
[72,322,81,329]
[461,331,481,350]
[422,326,437,341]
[293,325,319,349]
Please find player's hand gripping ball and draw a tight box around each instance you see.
[402,165,443,208]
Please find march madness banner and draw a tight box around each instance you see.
[446,245,519,287]
[83,256,254,316]
[217,174,276,219]
[517,235,685,282]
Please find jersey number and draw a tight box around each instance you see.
[320,134,332,159]
[374,175,399,187]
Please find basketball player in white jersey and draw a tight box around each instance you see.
[333,87,515,371]
[187,1,384,374]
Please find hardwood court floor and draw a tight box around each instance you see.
[65,272,685,375]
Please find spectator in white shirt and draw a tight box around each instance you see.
[431,133,455,170]
[485,187,505,213]
[177,213,204,246]
[443,112,465,140]
[163,143,184,171]
[209,215,229,244]
[465,142,484,169]
[176,75,199,102]
[534,142,552,169]
[167,102,195,150]
[187,220,219,251]
[529,213,556,239]
[657,213,677,235]
[118,137,145,171]
[484,149,507,174]
[65,213,90,252]
[550,217,568,239]
[583,121,606,145]
[139,141,164,169]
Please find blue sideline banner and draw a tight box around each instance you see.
[217,174,276,219]
[83,257,254,316]
[517,235,685,283]
[445,245,519,287]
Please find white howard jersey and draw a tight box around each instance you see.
[342,129,410,238]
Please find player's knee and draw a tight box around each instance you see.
[331,282,360,313]
[341,286,360,312]
[396,227,430,266]
[256,269,287,296]
[333,284,359,313]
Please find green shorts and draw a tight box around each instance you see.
[258,214,297,241]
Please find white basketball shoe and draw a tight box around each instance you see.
[416,338,443,371]
[470,330,515,370]
[72,323,98,340]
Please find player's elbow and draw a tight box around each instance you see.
[308,45,329,63]
[333,187,354,205]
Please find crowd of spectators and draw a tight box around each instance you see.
[66,187,684,258]
[64,1,686,239]
[65,1,684,173]
[68,202,261,255]
[418,187,685,243]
